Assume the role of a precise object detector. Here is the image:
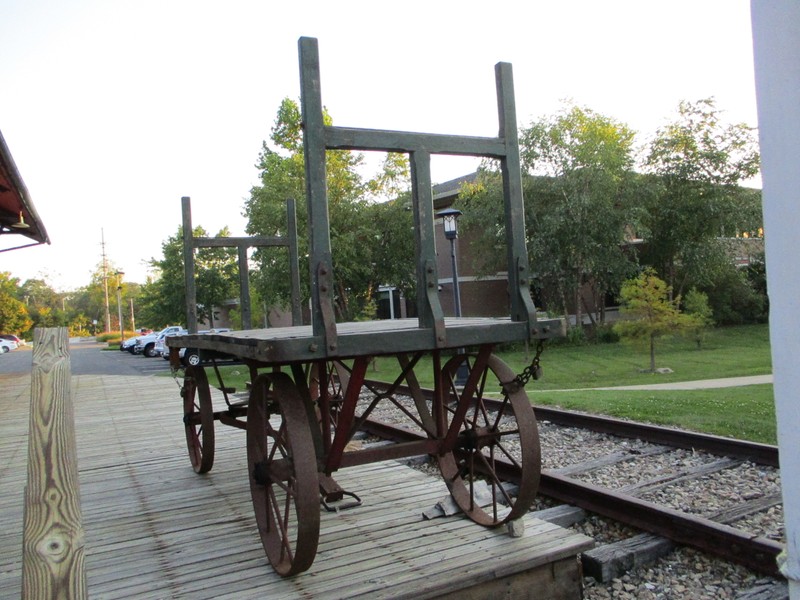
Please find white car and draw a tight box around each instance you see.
[134,326,185,357]
[0,339,18,353]
[156,329,188,359]
[173,328,232,366]
[121,337,138,353]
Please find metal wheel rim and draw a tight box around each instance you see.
[437,352,540,526]
[183,365,215,474]
[247,372,320,576]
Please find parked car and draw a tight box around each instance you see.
[156,328,188,359]
[134,326,185,357]
[0,334,22,346]
[173,328,232,366]
[120,337,138,352]
[0,338,17,353]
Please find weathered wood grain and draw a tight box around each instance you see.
[21,328,87,599]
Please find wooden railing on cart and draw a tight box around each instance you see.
[21,327,87,599]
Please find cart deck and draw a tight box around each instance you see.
[168,316,562,365]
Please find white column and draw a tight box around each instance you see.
[751,2,800,596]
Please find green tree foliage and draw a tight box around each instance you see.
[19,278,69,332]
[614,269,701,372]
[458,103,639,328]
[0,272,33,334]
[369,193,416,299]
[244,98,412,322]
[698,263,766,325]
[65,262,128,333]
[142,226,238,328]
[641,98,761,298]
[683,287,714,348]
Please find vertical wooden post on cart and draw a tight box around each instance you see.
[181,196,302,332]
[298,36,539,352]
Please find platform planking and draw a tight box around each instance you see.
[2,371,593,599]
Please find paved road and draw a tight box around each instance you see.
[0,338,175,378]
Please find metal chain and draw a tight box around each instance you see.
[171,365,187,395]
[502,339,545,396]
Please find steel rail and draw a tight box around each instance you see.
[359,416,783,577]
[362,379,779,467]
[357,380,784,577]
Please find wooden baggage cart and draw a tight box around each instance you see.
[167,36,564,577]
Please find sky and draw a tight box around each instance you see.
[0,0,759,291]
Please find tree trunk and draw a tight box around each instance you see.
[649,333,656,372]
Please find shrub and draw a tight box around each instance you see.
[594,323,621,344]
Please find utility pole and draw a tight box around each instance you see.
[101,229,111,333]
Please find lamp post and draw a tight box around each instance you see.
[437,208,463,318]
[437,207,468,384]
[115,270,125,343]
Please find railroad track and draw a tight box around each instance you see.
[358,378,784,580]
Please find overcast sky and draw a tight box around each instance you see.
[1,0,759,291]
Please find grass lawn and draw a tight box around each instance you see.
[531,385,777,445]
[365,323,771,388]
[208,323,775,444]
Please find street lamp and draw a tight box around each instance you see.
[437,207,468,385]
[115,270,125,343]
[437,208,463,318]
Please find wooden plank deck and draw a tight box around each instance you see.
[165,316,564,365]
[2,372,593,599]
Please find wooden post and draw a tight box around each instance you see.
[22,328,87,599]
[182,196,198,334]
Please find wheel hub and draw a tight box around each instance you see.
[459,426,495,451]
[253,460,270,486]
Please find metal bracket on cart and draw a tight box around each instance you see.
[319,473,362,512]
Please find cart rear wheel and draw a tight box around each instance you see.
[247,372,320,576]
[437,352,540,527]
[183,365,215,474]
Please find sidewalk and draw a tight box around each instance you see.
[589,374,773,391]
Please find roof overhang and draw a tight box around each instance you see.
[0,129,49,249]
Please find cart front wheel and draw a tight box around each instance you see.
[247,372,320,576]
[183,365,215,474]
[437,352,541,527]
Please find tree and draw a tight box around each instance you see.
[244,98,412,322]
[66,262,127,333]
[683,287,714,348]
[458,103,639,329]
[369,193,416,298]
[0,272,33,335]
[142,226,238,328]
[641,98,761,298]
[18,277,69,332]
[613,269,701,372]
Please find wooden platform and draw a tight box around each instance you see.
[1,372,592,599]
